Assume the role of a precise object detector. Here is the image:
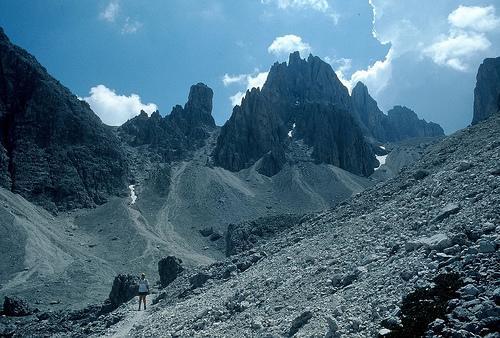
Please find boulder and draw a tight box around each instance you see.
[189,272,211,289]
[2,296,35,316]
[107,274,139,310]
[158,256,184,287]
[433,203,461,223]
[406,234,452,252]
[199,227,213,237]
[287,310,313,337]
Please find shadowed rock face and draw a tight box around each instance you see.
[351,82,444,142]
[118,83,215,161]
[472,57,500,125]
[0,27,128,211]
[386,106,444,140]
[214,52,376,177]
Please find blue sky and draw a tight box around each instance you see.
[1,0,499,133]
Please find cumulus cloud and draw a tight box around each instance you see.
[121,17,142,34]
[423,31,491,71]
[262,0,328,12]
[448,5,500,32]
[223,71,269,106]
[268,34,312,58]
[100,1,119,22]
[82,85,157,126]
[349,49,393,95]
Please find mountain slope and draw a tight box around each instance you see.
[114,112,499,337]
[0,27,128,212]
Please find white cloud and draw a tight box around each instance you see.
[423,30,491,71]
[222,74,247,86]
[349,48,393,95]
[448,5,500,32]
[268,34,312,57]
[223,71,269,106]
[325,57,352,88]
[121,17,142,34]
[82,85,157,126]
[100,1,119,22]
[229,92,246,107]
[261,0,329,12]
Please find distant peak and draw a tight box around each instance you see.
[288,51,303,65]
[0,27,9,43]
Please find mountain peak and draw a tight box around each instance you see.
[472,56,500,125]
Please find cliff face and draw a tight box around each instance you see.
[118,83,216,161]
[472,57,500,125]
[0,28,128,211]
[386,105,444,140]
[351,82,444,142]
[214,52,376,177]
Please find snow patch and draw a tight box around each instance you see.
[129,185,137,204]
[375,145,388,170]
[288,123,296,138]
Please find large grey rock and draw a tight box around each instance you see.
[433,203,461,223]
[158,256,184,287]
[0,28,128,212]
[2,296,35,316]
[472,57,500,125]
[107,274,139,310]
[406,234,452,252]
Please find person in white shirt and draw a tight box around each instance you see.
[138,273,149,311]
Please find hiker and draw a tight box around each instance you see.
[138,273,149,310]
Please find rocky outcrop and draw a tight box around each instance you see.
[351,82,444,142]
[386,105,444,140]
[119,83,215,161]
[158,256,184,288]
[351,82,389,141]
[0,27,128,211]
[472,57,500,125]
[2,296,36,316]
[214,53,376,177]
[106,274,139,311]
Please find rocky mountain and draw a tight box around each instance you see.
[5,88,499,338]
[472,57,500,125]
[351,82,445,142]
[0,27,128,212]
[214,52,377,177]
[118,83,215,161]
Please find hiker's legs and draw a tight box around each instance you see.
[143,295,147,309]
[138,295,144,310]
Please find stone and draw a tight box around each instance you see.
[3,296,35,316]
[456,161,473,172]
[433,203,461,223]
[199,227,213,237]
[287,310,313,337]
[459,284,480,297]
[478,239,496,253]
[158,256,184,287]
[101,274,140,312]
[189,272,211,289]
[413,169,430,180]
[209,231,223,241]
[325,317,341,338]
